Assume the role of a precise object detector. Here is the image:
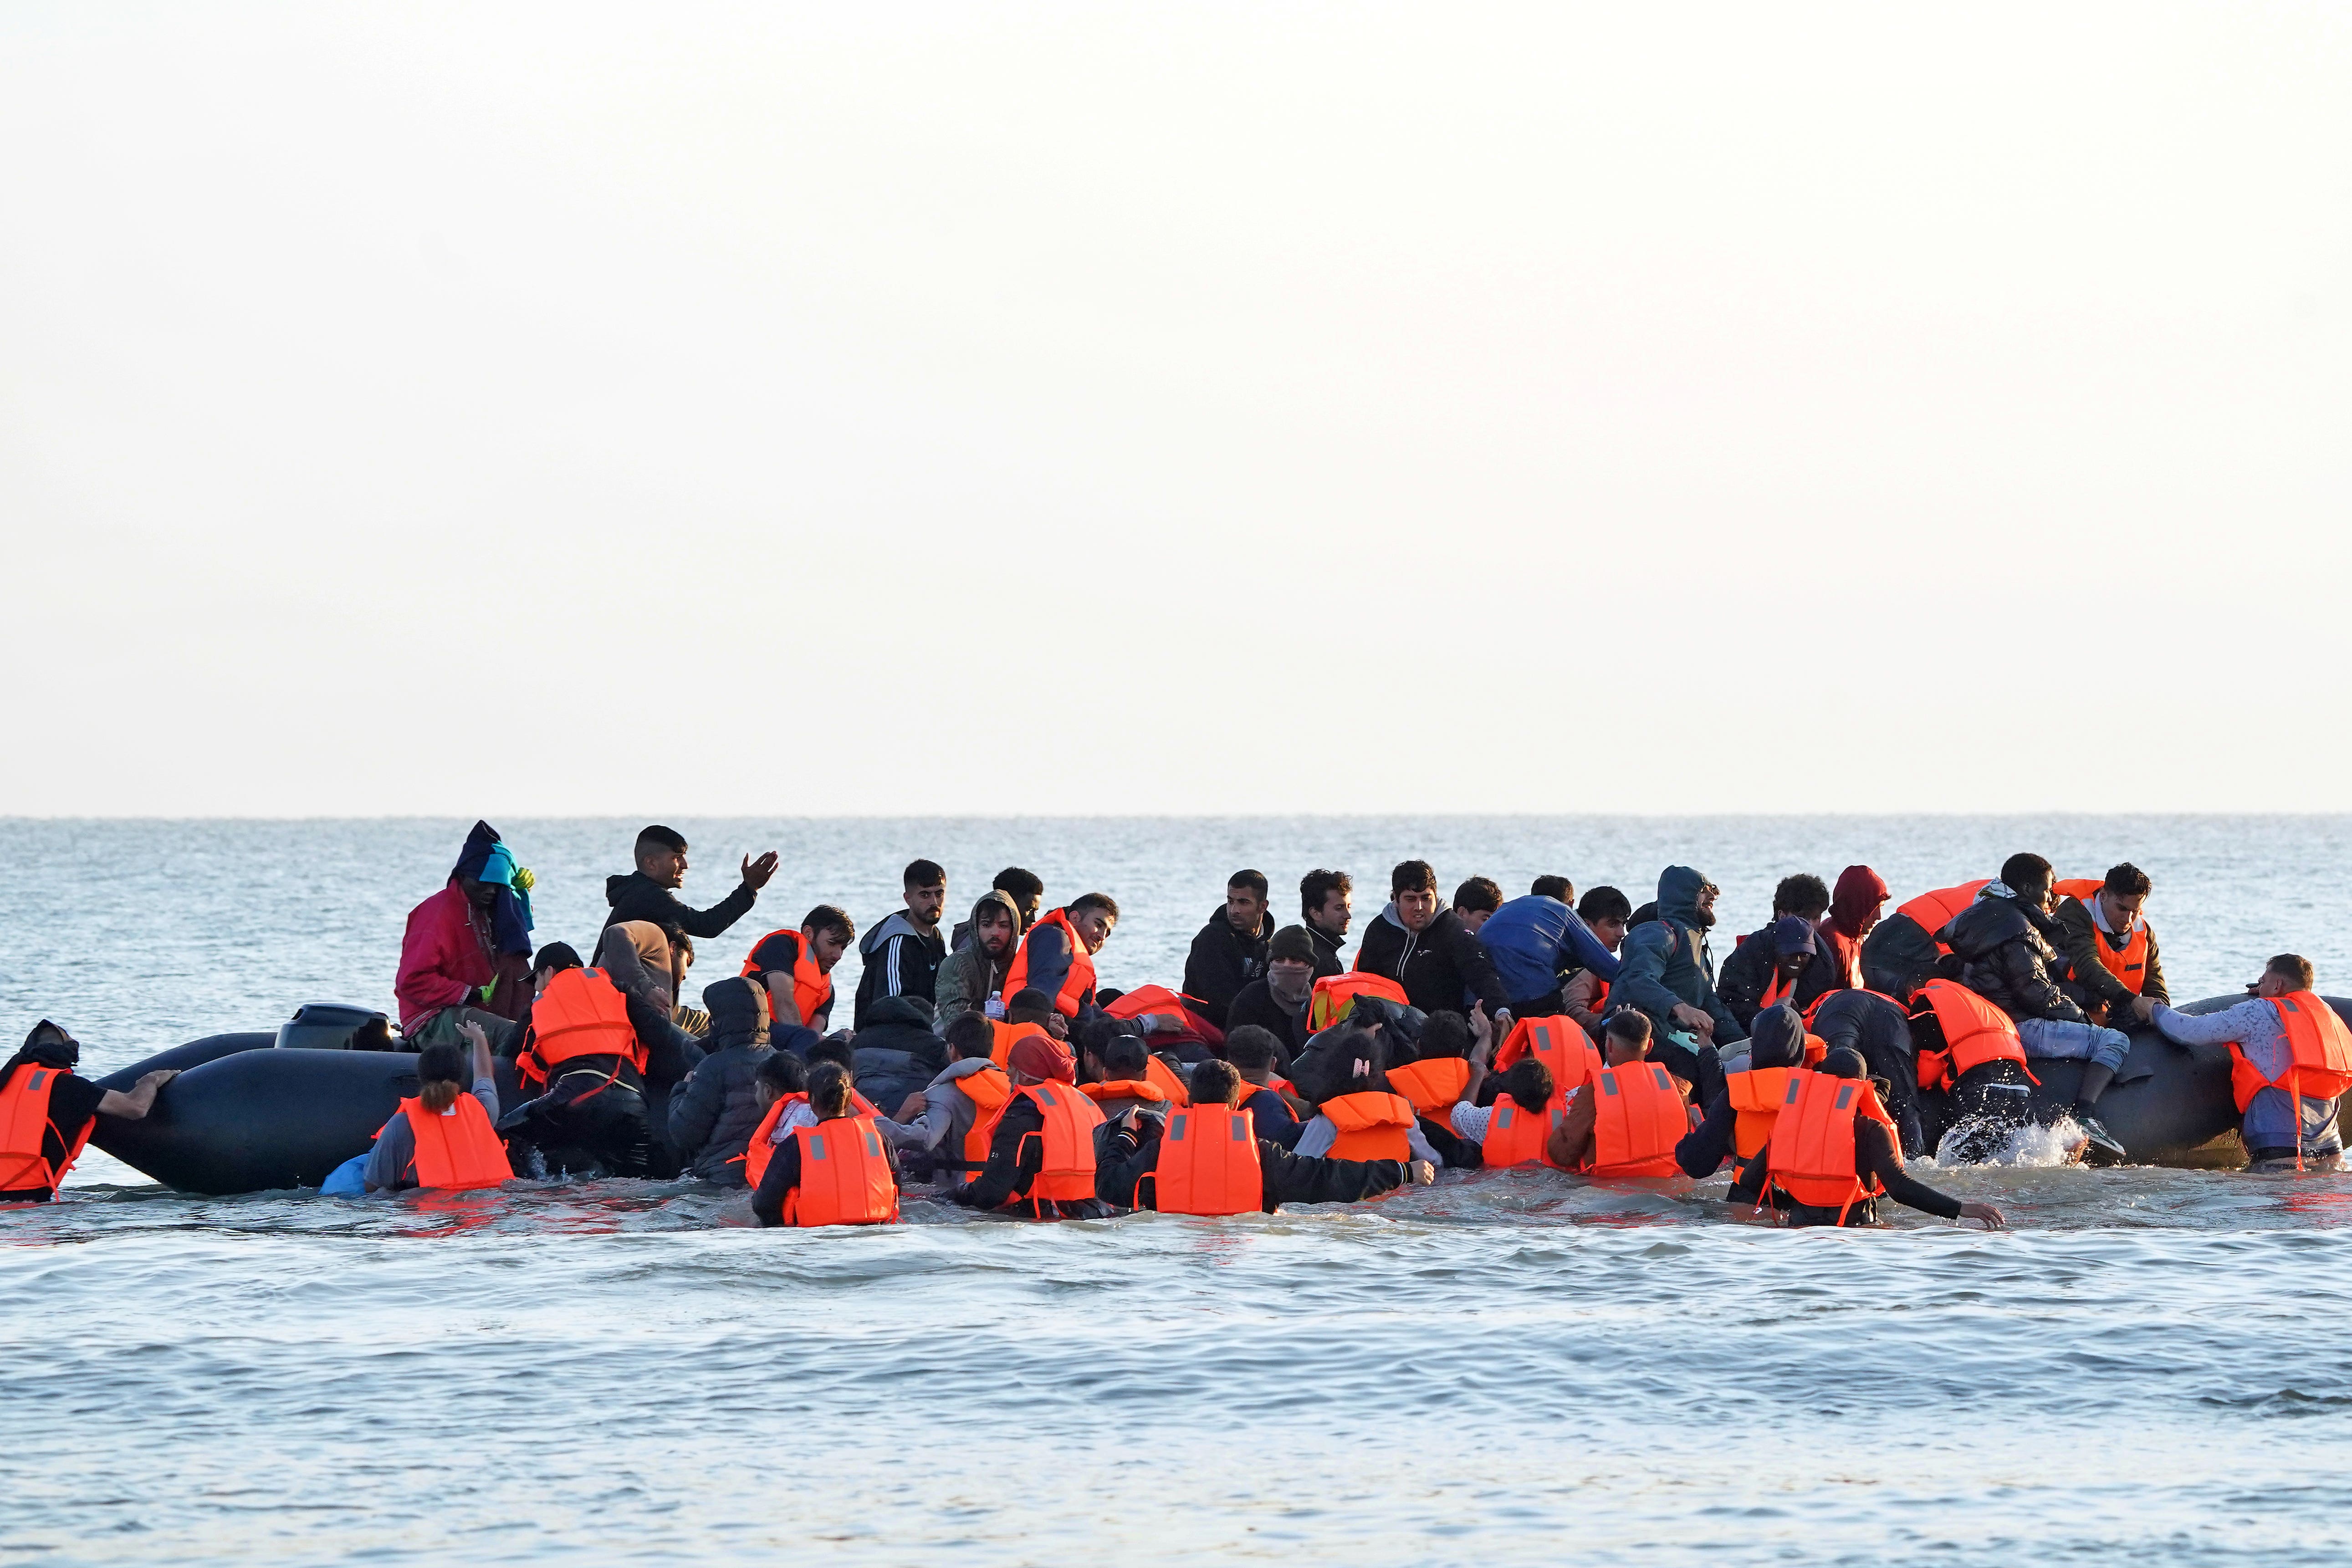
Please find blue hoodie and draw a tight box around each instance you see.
[1477,895,1622,1005]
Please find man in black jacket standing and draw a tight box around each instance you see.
[1182,870,1273,1027]
[603,824,777,940]
[1355,860,1511,1022]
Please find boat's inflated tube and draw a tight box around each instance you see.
[93,1047,427,1195]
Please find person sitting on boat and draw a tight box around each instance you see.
[874,1012,1008,1189]
[854,859,949,1031]
[1181,869,1273,1028]
[934,889,1024,1026]
[1222,1027,1309,1148]
[0,1022,176,1204]
[2150,955,2352,1172]
[743,906,856,1032]
[2055,863,2169,1027]
[366,1024,511,1193]
[1355,861,1511,1021]
[1940,853,2133,1163]
[1095,1059,1431,1214]
[1612,866,1744,1107]
[1001,893,1126,1023]
[1300,868,1355,978]
[1675,1002,1809,1196]
[750,1062,902,1228]
[1718,876,1838,1029]
[1730,1048,2007,1229]
[1559,887,1634,1040]
[1452,877,1505,936]
[1289,1033,1448,1168]
[1543,1008,1696,1174]
[394,820,534,1051]
[667,976,793,1185]
[943,1033,1114,1219]
[1224,925,1321,1058]
[503,942,674,1178]
[1477,879,1626,1023]
[1816,865,1891,991]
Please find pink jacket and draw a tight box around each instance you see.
[396,883,493,1032]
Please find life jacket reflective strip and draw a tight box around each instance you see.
[1002,909,1095,1018]
[1494,1016,1602,1112]
[1894,881,1991,952]
[1105,986,1202,1032]
[2229,993,2352,1170]
[516,967,644,1088]
[1909,980,2034,1093]
[741,1093,805,1190]
[1584,1062,1687,1178]
[0,1066,94,1194]
[740,930,833,1029]
[1481,1096,1563,1169]
[988,1021,1048,1067]
[1153,1105,1263,1216]
[2067,900,2152,997]
[1321,1091,1415,1161]
[1726,1066,1797,1162]
[1308,972,1407,1034]
[1012,1082,1105,1207]
[1764,1071,1900,1224]
[1079,1078,1168,1105]
[1386,1057,1473,1117]
[780,1117,900,1227]
[398,1093,512,1190]
[1144,1054,1191,1107]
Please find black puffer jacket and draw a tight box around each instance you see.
[665,977,773,1184]
[1715,924,1840,1030]
[1181,906,1272,1027]
[1939,892,2086,1025]
[1354,904,1508,1018]
[849,996,948,1115]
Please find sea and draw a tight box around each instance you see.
[5,815,2351,1566]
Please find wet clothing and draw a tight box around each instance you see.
[1305,921,1349,980]
[1354,903,1508,1019]
[2155,1000,2343,1160]
[602,868,759,940]
[854,912,948,1031]
[1806,988,1923,1156]
[1096,1112,1408,1211]
[2055,895,2170,1015]
[1292,1111,1444,1165]
[935,892,1022,1024]
[1545,1062,1695,1172]
[1732,1114,1962,1224]
[664,977,774,1184]
[1183,907,1273,1028]
[0,1061,107,1202]
[1940,886,2087,1025]
[1716,925,1841,1030]
[750,1117,903,1227]
[849,996,950,1116]
[365,1073,501,1192]
[943,1093,1111,1219]
[1225,978,1313,1061]
[1477,895,1623,1011]
[878,1057,1005,1183]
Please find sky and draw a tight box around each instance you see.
[2,3,2347,817]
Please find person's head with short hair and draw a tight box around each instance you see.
[634,824,690,887]
[992,868,1045,930]
[1417,1010,1471,1061]
[1454,877,1504,934]
[1819,1046,1867,1081]
[1006,988,1056,1028]
[1225,870,1270,936]
[754,1048,808,1108]
[2255,954,2316,998]
[1602,1008,1652,1064]
[1773,874,1831,922]
[1578,886,1633,952]
[902,859,947,930]
[2000,853,2055,909]
[943,1012,997,1062]
[1098,1034,1150,1083]
[530,941,585,996]
[1499,1057,1555,1114]
[1068,893,1120,953]
[1266,926,1318,1003]
[415,1041,468,1113]
[1391,860,1440,932]
[806,1035,856,1072]
[800,906,855,971]
[1190,1058,1244,1109]
[805,1061,855,1120]
[1302,868,1354,940]
[1531,875,1573,902]
[2099,862,2152,934]
[1223,1026,1282,1083]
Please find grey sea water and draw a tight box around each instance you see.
[5,816,2351,1566]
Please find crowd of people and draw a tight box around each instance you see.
[8,822,2350,1227]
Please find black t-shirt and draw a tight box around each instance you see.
[2,1065,108,1200]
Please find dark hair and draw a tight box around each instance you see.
[757,1051,808,1096]
[1074,1015,1122,1061]
[943,1012,997,1061]
[1302,868,1353,918]
[416,1042,466,1113]
[1454,877,1503,915]
[993,867,1044,903]
[1578,886,1633,924]
[1391,859,1438,897]
[1223,1027,1281,1072]
[1500,1058,1554,1113]
[1099,1035,1150,1080]
[1190,1059,1243,1108]
[1531,875,1572,902]
[1228,869,1269,899]
[1604,1009,1652,1050]
[1418,1011,1471,1061]
[2000,853,2054,893]
[2104,863,2152,898]
[1820,1047,1867,1081]
[531,941,584,977]
[802,905,855,943]
[635,824,687,857]
[806,1061,854,1118]
[2269,953,2316,991]
[904,858,945,889]
[1006,988,1055,1022]
[1773,874,1831,920]
[665,927,693,965]
[807,1035,855,1071]
[1069,892,1120,921]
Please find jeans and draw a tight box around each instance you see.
[2016,1016,2132,1073]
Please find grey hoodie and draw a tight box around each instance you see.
[878,1055,1007,1186]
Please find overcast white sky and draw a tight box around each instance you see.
[3,3,2346,816]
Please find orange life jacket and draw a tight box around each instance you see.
[1895,881,1990,950]
[1145,1054,1191,1107]
[742,1093,806,1190]
[949,1064,1014,1183]
[1079,1078,1168,1108]
[1151,1104,1263,1215]
[1309,972,1408,1034]
[1105,986,1202,1032]
[988,1020,1048,1067]
[1386,1057,1473,1117]
[1002,909,1097,1018]
[2051,878,2106,903]
[1495,1016,1603,1110]
[1909,980,2033,1093]
[1584,1062,1687,1178]
[0,1064,95,1195]
[396,1093,512,1190]
[741,930,834,1029]
[781,1116,900,1227]
[1481,1095,1563,1169]
[1764,1070,1901,1223]
[1726,1065,1797,1163]
[1321,1091,1416,1161]
[2228,993,2352,1166]
[515,966,644,1089]
[2067,899,2152,997]
[1010,1081,1105,1207]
